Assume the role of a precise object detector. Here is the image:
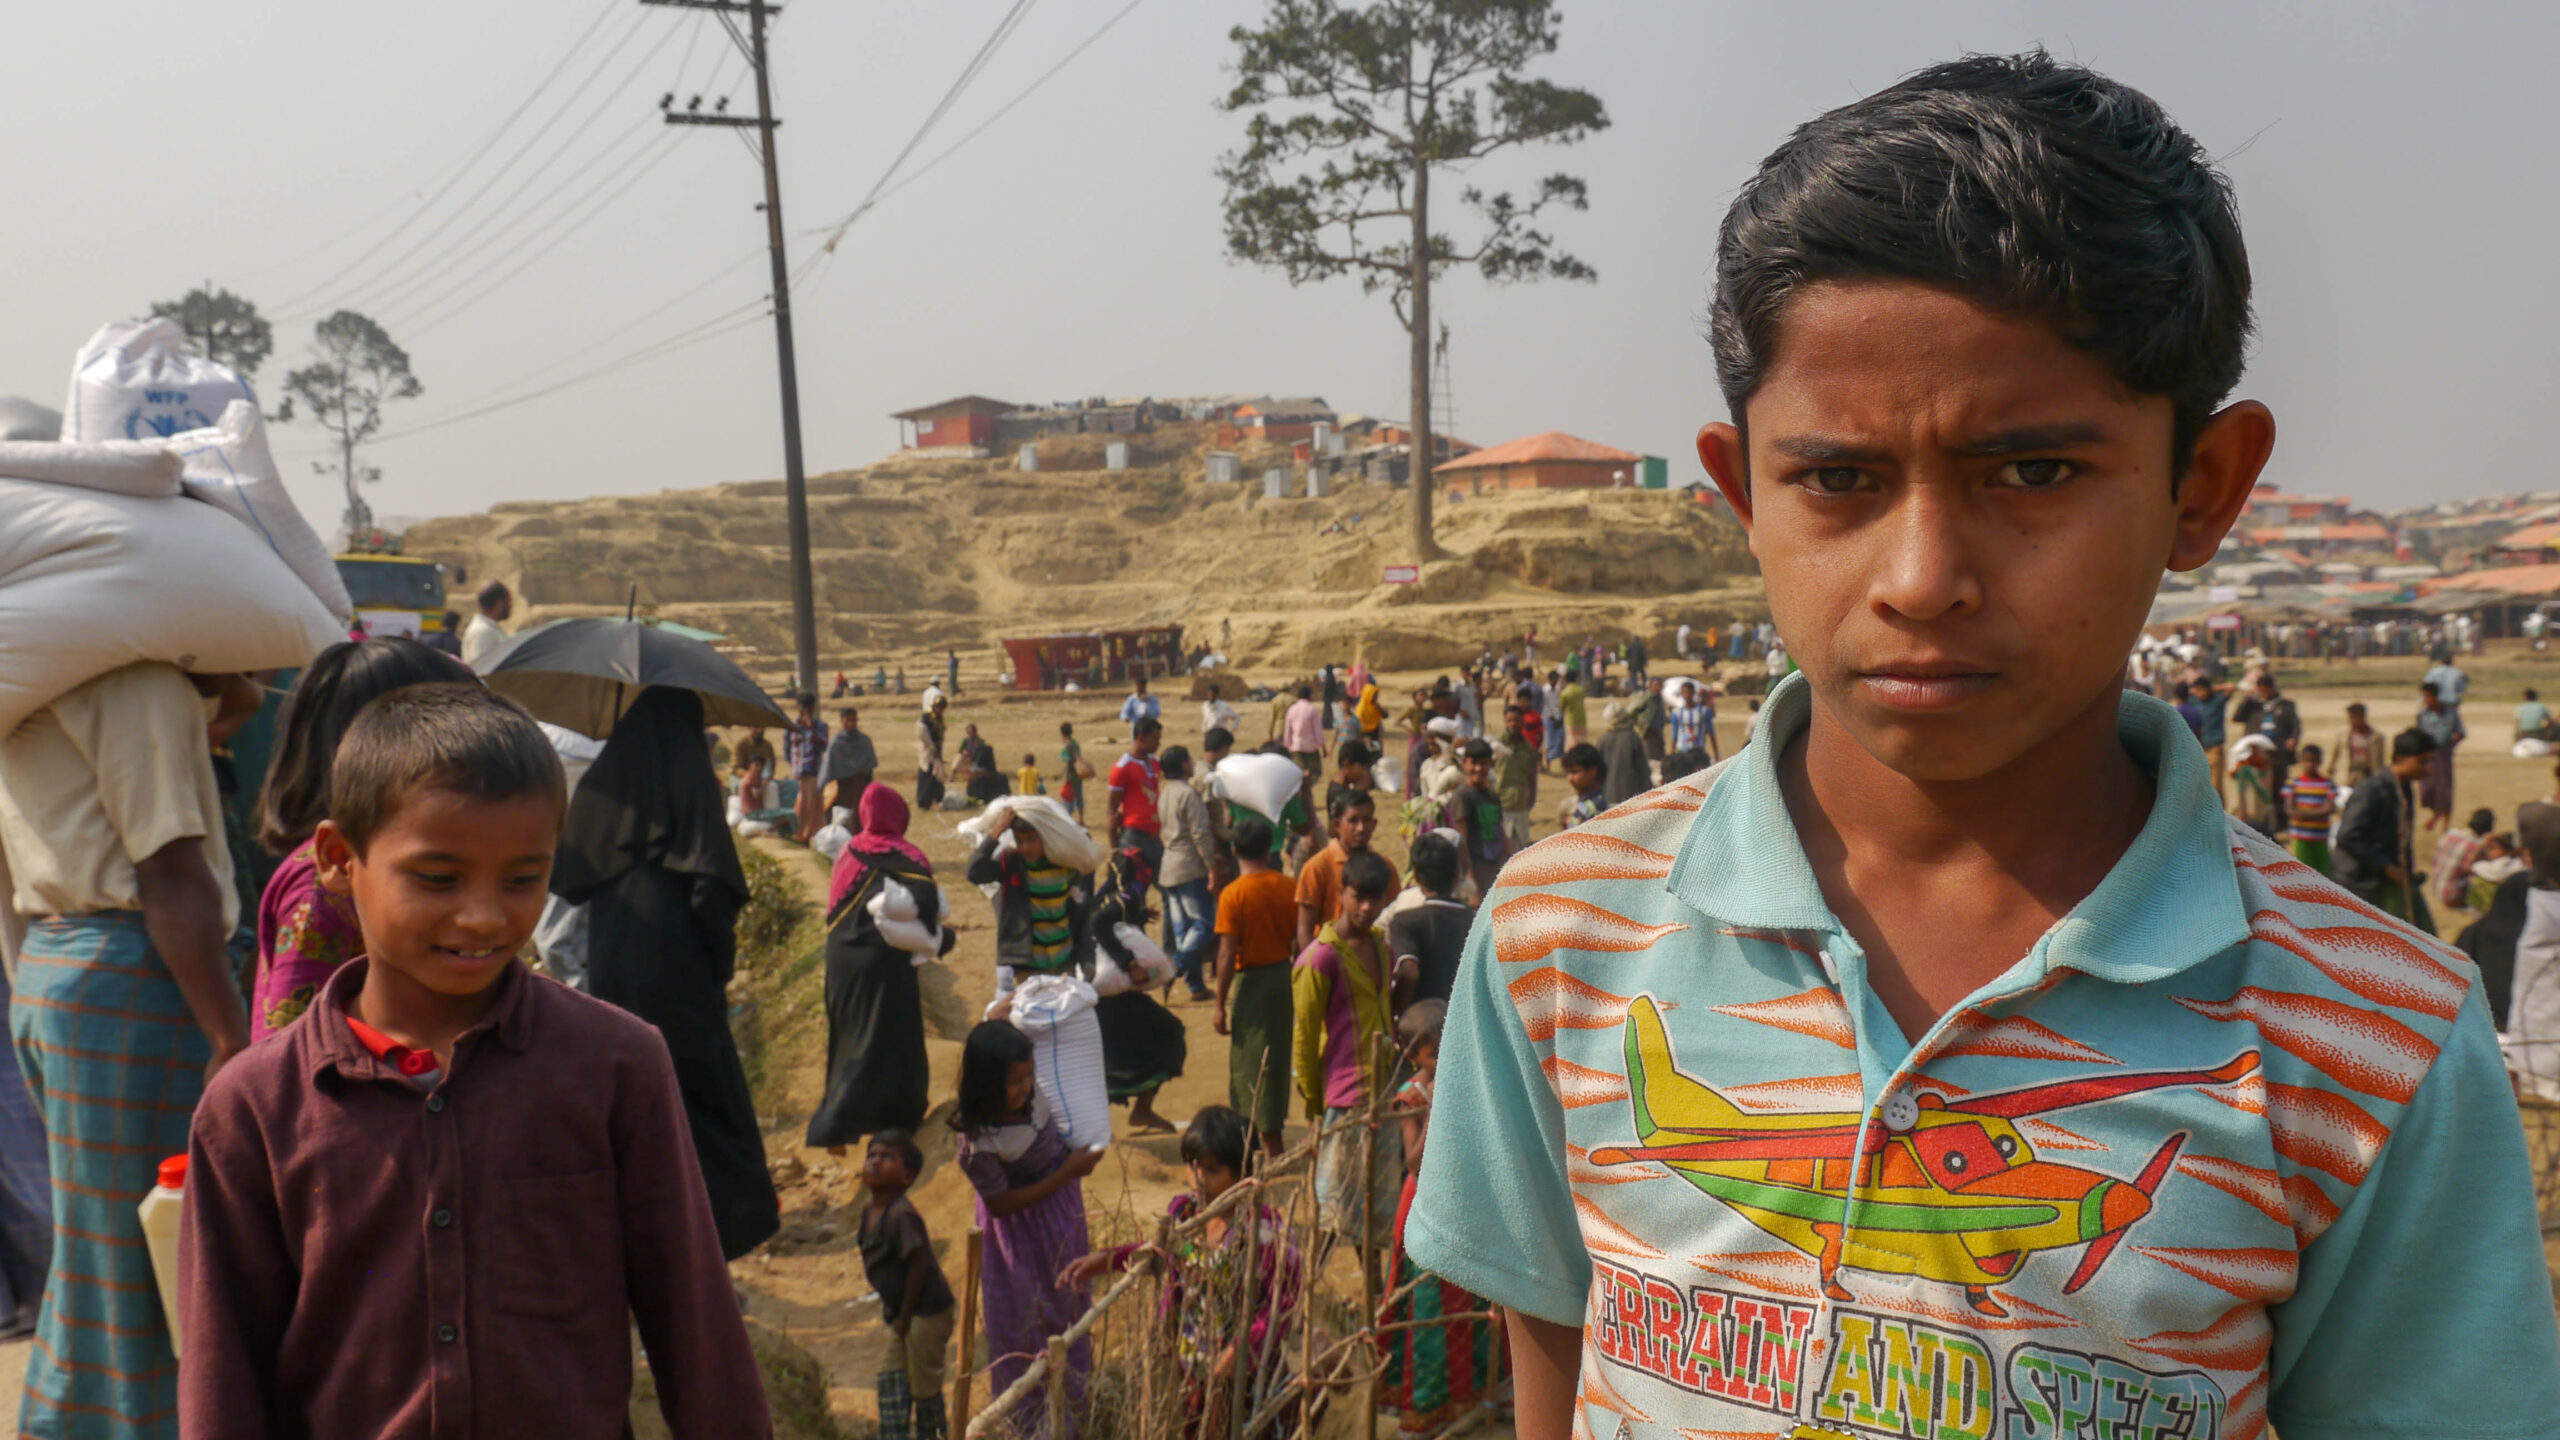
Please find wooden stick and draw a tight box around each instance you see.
[1045,1335,1069,1440]
[950,1226,983,1436]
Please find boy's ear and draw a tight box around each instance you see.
[2167,400,2277,572]
[311,819,358,896]
[1696,422,1754,539]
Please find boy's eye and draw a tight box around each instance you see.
[1799,466,1867,495]
[409,870,461,889]
[1990,458,2074,489]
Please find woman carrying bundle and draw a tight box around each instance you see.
[808,785,952,1152]
[1090,831,1186,1135]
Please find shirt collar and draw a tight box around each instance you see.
[1667,671,2249,985]
[305,956,541,1085]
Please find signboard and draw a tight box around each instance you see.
[2206,613,2243,632]
[1382,565,1421,585]
[2207,585,2240,604]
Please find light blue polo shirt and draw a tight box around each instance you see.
[1411,673,2560,1440]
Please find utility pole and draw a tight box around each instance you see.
[647,0,820,696]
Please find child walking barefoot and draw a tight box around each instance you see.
[952,1021,1101,1438]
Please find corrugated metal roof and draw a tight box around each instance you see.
[1435,430,1642,471]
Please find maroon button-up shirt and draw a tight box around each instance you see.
[179,959,772,1439]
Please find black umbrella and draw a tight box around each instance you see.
[472,617,790,739]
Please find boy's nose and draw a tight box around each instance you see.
[1866,486,1984,623]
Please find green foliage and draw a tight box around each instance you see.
[149,284,275,379]
[1216,0,1608,320]
[282,309,421,535]
[735,844,813,964]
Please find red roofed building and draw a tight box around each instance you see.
[891,395,1016,450]
[1433,430,1642,492]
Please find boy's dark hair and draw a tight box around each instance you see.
[2298,743,2322,765]
[1563,742,1605,774]
[1204,725,1234,754]
[870,1128,925,1177]
[1231,811,1276,860]
[1327,790,1375,825]
[2529,688,2542,702]
[1341,850,1395,901]
[1337,740,1376,770]
[1161,745,1192,780]
[1060,721,1075,737]
[1459,739,1494,764]
[1024,752,1038,766]
[1711,51,2251,474]
[2471,808,2497,837]
[2392,728,2436,761]
[476,580,510,610]
[952,1020,1035,1134]
[1135,716,1163,739]
[2346,701,2367,716]
[326,683,564,855]
[1180,1106,1251,1176]
[1407,831,1460,897]
[1297,684,1313,700]
[258,637,475,853]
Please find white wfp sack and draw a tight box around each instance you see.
[166,403,353,620]
[1006,973,1111,1150]
[1092,922,1175,997]
[0,467,343,738]
[63,318,253,445]
[811,807,854,860]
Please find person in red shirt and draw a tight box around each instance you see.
[178,684,767,1439]
[1107,715,1164,846]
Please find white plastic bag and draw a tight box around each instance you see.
[811,806,854,859]
[867,877,943,963]
[166,402,352,620]
[2517,738,2554,760]
[1214,752,1304,824]
[1111,923,1173,986]
[0,472,343,738]
[62,319,255,444]
[1006,973,1111,1149]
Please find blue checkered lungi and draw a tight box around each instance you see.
[10,913,207,1440]
[0,956,52,1325]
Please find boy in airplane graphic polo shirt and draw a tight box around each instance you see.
[1408,53,2560,1440]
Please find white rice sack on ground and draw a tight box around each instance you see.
[1006,973,1110,1149]
[0,474,343,737]
[2517,738,2553,759]
[166,403,352,619]
[62,319,255,444]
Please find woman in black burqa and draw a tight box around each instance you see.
[551,686,781,1260]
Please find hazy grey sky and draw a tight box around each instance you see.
[4,2,2553,532]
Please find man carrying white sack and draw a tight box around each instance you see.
[0,662,252,1439]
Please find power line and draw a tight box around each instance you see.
[268,0,624,309]
[279,6,667,322]
[806,0,1043,255]
[397,129,690,337]
[867,0,1145,210]
[372,301,770,444]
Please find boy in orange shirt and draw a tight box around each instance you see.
[1213,812,1297,1156]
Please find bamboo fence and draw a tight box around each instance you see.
[956,1038,1506,1440]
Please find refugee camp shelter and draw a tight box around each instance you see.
[1433,431,1643,493]
[891,395,1015,451]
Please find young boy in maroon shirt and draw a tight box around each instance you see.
[178,684,769,1439]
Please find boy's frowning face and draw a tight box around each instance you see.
[316,787,559,999]
[1334,802,1377,852]
[1700,279,2268,782]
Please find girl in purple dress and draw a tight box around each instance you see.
[251,637,471,1035]
[953,1021,1100,1437]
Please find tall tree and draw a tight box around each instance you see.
[1219,0,1606,561]
[283,311,421,540]
[148,284,275,379]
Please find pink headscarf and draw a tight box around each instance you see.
[826,784,932,914]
